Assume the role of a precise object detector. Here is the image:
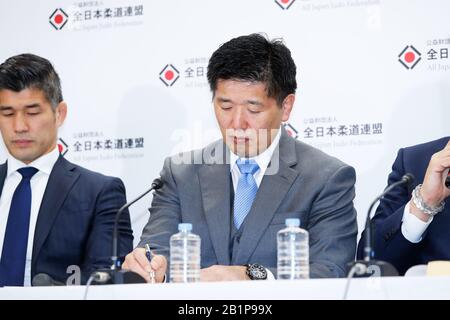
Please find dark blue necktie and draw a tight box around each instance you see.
[0,167,38,286]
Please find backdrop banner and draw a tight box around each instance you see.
[1,0,449,244]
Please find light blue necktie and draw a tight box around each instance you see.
[233,159,259,229]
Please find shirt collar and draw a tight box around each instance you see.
[7,146,60,177]
[230,126,282,173]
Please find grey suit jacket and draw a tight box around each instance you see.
[140,128,357,278]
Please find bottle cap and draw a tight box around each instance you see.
[178,223,193,232]
[285,218,300,227]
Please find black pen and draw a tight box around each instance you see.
[145,244,156,283]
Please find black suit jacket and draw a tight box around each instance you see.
[0,156,133,284]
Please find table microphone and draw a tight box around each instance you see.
[348,173,415,277]
[32,273,65,286]
[106,177,164,284]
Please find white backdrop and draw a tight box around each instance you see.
[0,0,449,246]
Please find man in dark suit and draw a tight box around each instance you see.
[123,34,358,282]
[358,137,450,275]
[0,54,133,286]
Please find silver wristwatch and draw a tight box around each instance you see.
[411,184,445,216]
[245,264,267,280]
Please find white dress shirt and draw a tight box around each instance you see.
[401,201,433,243]
[229,127,282,280]
[229,127,282,191]
[0,147,59,286]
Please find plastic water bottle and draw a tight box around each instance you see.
[169,223,201,283]
[277,218,309,279]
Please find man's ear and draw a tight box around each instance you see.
[55,101,67,128]
[281,94,295,122]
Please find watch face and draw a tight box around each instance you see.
[248,264,267,280]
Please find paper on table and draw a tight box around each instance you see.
[426,261,450,276]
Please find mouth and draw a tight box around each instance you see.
[232,136,250,144]
[12,139,33,148]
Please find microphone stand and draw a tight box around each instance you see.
[348,174,415,277]
[94,178,163,285]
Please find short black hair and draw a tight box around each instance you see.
[0,53,63,109]
[207,33,297,106]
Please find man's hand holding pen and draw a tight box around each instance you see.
[122,246,167,283]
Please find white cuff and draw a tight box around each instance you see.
[265,268,275,280]
[401,202,433,243]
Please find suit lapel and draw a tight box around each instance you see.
[198,141,231,265]
[32,156,80,269]
[233,129,300,265]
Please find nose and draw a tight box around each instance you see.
[13,113,29,133]
[230,106,248,130]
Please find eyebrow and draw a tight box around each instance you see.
[25,104,41,109]
[0,104,40,111]
[216,97,232,103]
[216,97,263,107]
[246,100,263,107]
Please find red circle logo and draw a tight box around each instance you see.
[54,14,64,24]
[404,52,415,63]
[165,70,174,81]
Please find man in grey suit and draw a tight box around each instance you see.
[123,33,357,282]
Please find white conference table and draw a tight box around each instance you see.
[0,276,449,300]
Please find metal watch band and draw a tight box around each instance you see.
[411,184,445,216]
